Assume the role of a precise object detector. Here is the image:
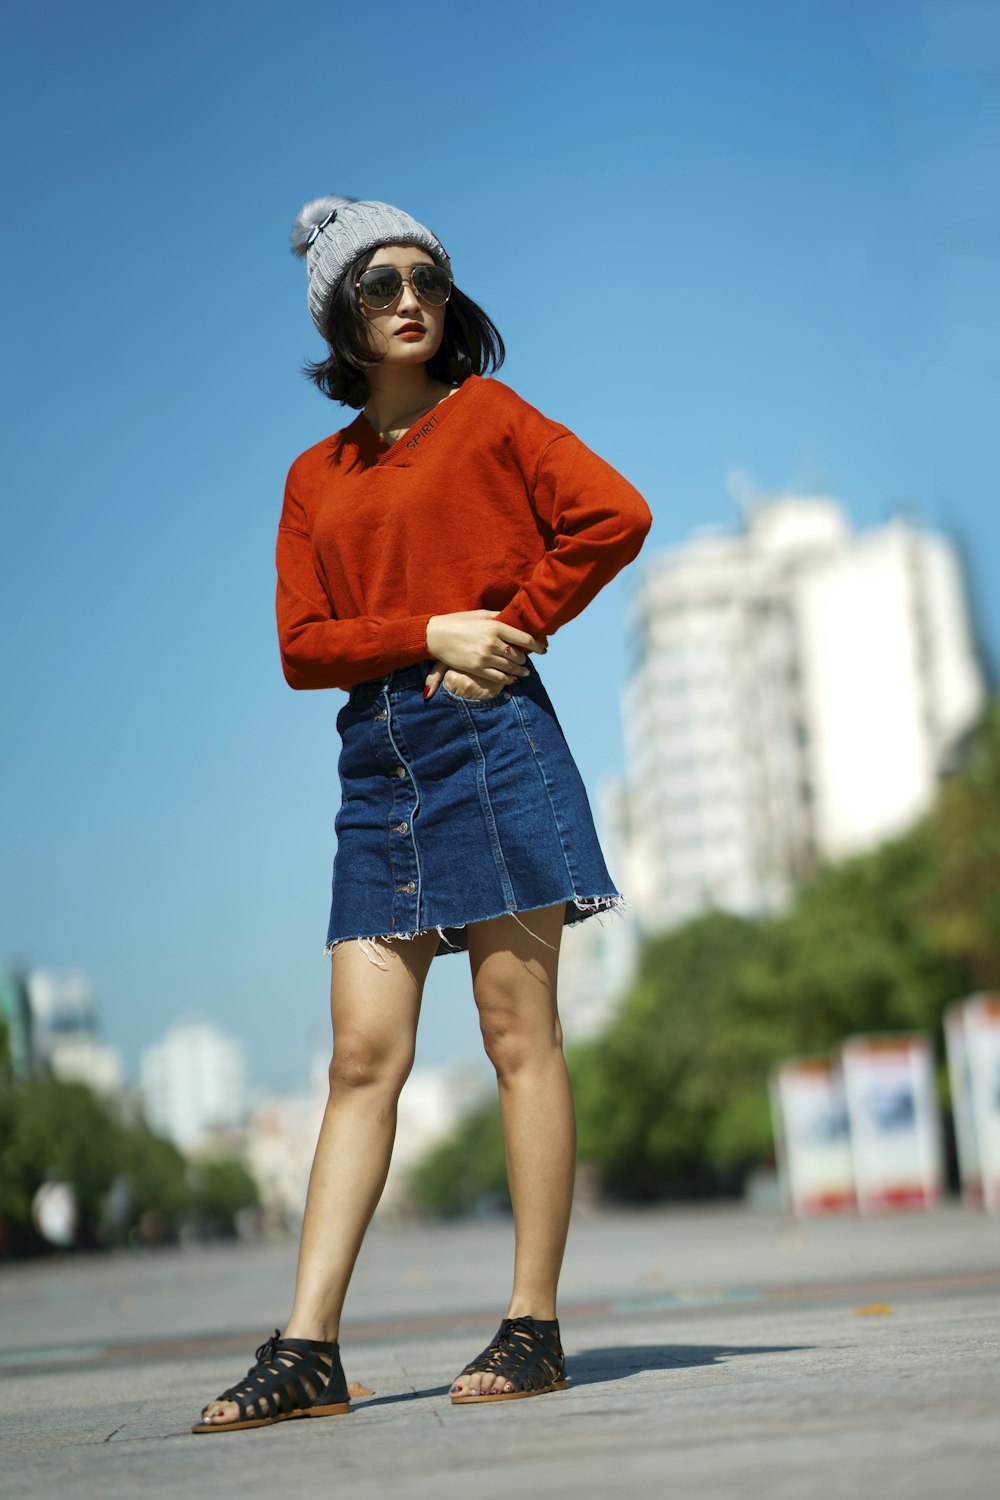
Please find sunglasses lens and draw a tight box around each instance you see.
[358,267,403,308]
[411,265,452,305]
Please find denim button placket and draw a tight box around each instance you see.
[370,682,421,932]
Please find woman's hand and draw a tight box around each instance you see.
[423,610,547,702]
[427,664,507,701]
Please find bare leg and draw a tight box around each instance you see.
[199,928,440,1425]
[451,902,572,1397]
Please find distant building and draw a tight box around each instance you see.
[0,969,33,1075]
[243,1053,327,1223]
[47,1034,125,1098]
[242,1056,487,1220]
[557,779,642,1041]
[26,968,99,1055]
[140,1019,247,1151]
[385,1064,486,1208]
[619,498,986,934]
[23,968,124,1097]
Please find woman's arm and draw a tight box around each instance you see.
[493,431,652,641]
[276,522,433,690]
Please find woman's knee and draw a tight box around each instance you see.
[475,986,563,1077]
[328,1030,414,1096]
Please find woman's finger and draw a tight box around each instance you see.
[491,647,528,679]
[479,669,524,687]
[423,659,447,701]
[493,623,548,657]
[488,617,538,650]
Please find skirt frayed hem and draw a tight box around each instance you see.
[325,893,630,969]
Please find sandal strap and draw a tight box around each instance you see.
[458,1316,565,1393]
[205,1328,348,1422]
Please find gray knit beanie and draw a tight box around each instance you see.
[290,195,451,339]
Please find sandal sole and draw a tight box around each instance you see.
[191,1401,350,1433]
[450,1380,567,1405]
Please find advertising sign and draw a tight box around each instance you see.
[770,1057,856,1216]
[945,995,1000,1213]
[945,1000,982,1206]
[840,1034,942,1213]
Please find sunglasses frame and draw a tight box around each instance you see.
[355,263,454,311]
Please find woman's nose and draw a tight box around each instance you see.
[395,279,421,314]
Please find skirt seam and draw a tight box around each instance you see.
[454,697,518,910]
[509,693,579,893]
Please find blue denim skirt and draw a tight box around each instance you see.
[325,657,627,965]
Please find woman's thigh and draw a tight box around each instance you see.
[466,903,566,1047]
[328,930,440,1079]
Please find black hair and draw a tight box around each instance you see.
[303,242,505,406]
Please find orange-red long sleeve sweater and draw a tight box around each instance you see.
[275,374,652,691]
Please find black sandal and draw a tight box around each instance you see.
[449,1315,567,1404]
[191,1328,351,1433]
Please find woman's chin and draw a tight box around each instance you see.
[381,348,437,373]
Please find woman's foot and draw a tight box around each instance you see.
[449,1315,567,1403]
[192,1330,351,1433]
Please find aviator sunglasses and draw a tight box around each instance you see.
[355,263,454,310]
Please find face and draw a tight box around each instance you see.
[358,243,448,366]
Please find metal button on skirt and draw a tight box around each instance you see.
[325,657,627,966]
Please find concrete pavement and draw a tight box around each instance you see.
[2,1204,998,1499]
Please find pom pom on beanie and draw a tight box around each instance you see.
[289,196,357,258]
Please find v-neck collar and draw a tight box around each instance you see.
[344,375,477,466]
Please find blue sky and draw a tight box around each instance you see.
[2,0,998,1093]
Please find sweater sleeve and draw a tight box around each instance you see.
[493,431,652,641]
[276,521,431,691]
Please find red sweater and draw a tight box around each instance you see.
[275,374,652,691]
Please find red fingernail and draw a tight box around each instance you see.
[422,686,430,699]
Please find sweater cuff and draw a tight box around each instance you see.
[386,614,432,663]
[495,595,544,640]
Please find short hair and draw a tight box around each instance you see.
[303,242,505,406]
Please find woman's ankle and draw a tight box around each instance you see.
[284,1317,340,1342]
[505,1300,557,1321]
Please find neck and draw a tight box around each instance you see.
[364,367,439,434]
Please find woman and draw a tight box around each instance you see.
[193,195,651,1432]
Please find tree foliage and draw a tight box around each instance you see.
[0,1069,259,1258]
[408,1097,508,1218]
[189,1157,260,1236]
[914,701,1000,989]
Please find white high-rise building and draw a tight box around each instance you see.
[619,498,986,934]
[140,1019,247,1151]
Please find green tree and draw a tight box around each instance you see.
[117,1125,191,1241]
[189,1158,260,1237]
[0,1016,12,1082]
[571,912,775,1196]
[408,1097,507,1218]
[0,1076,124,1252]
[0,1074,193,1256]
[916,702,1000,991]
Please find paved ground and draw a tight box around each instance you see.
[1,1203,998,1499]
